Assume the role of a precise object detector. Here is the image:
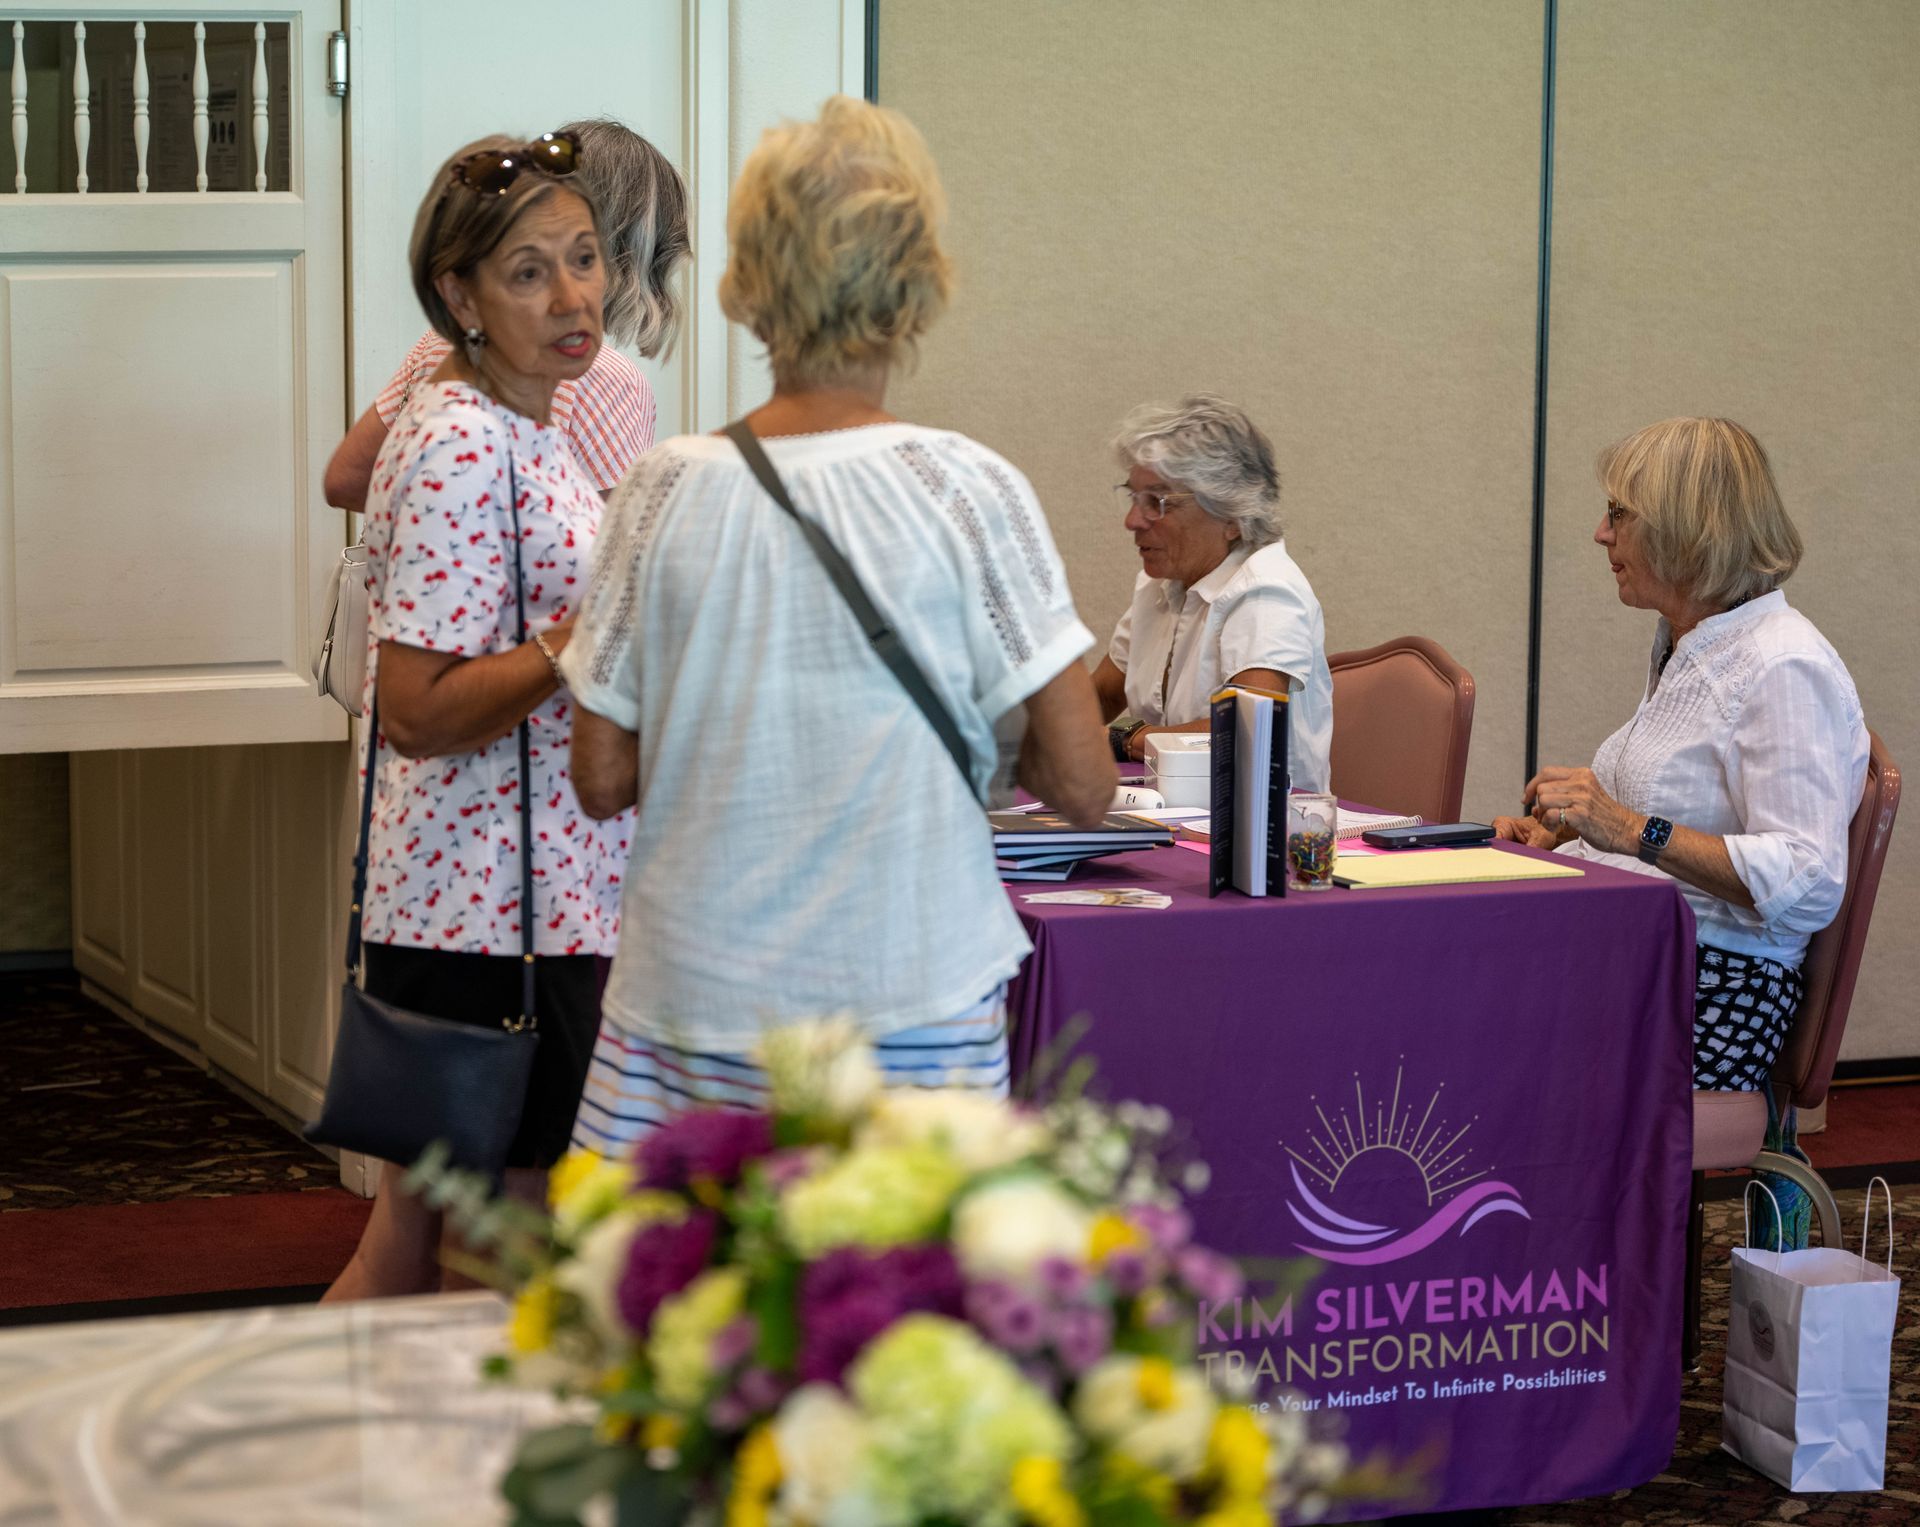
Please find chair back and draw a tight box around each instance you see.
[1776,729,1901,1110]
[1326,636,1476,824]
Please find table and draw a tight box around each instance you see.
[0,1292,577,1524]
[1008,839,1697,1519]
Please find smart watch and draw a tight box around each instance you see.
[1637,815,1674,865]
[1109,720,1147,763]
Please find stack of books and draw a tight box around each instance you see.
[990,810,1174,882]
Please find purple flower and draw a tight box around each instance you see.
[1175,1245,1245,1305]
[797,1245,966,1385]
[1036,1257,1092,1302]
[761,1146,822,1189]
[736,1365,789,1412]
[1103,1247,1153,1297]
[1130,1203,1193,1251]
[967,1279,1047,1355]
[637,1109,774,1191]
[616,1211,719,1333]
[711,1314,760,1370]
[1049,1303,1114,1375]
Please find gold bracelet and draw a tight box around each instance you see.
[531,630,565,685]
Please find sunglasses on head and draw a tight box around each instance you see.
[449,132,580,195]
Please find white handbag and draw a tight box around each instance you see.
[1721,1178,1899,1492]
[313,542,370,716]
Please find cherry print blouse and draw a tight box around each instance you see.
[359,381,629,957]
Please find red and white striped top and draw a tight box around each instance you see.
[373,331,656,492]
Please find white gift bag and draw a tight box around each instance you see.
[1721,1178,1899,1492]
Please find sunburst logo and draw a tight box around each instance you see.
[1282,1065,1529,1265]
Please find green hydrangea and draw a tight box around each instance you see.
[779,1144,968,1257]
[849,1315,1073,1526]
[647,1267,747,1409]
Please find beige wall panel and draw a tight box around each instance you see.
[68,749,128,996]
[202,746,266,1088]
[1543,1,1920,1059]
[0,755,70,953]
[882,0,1546,820]
[130,748,204,1040]
[264,740,352,1117]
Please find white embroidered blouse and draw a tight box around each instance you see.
[1556,591,1867,966]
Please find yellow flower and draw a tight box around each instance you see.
[547,1148,608,1210]
[726,1425,782,1527]
[1088,1212,1145,1264]
[1010,1454,1086,1527]
[1101,1453,1176,1512]
[642,1413,687,1455]
[507,1275,559,1355]
[1206,1407,1272,1503]
[1135,1357,1177,1411]
[1197,1503,1272,1527]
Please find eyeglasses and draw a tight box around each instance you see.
[1113,484,1196,522]
[449,132,580,196]
[1604,500,1635,527]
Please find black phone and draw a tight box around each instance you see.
[1361,822,1497,850]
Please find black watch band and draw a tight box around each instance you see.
[1637,815,1674,865]
[1109,721,1145,763]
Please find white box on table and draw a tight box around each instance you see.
[1145,733,1211,808]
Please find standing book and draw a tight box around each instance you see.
[1208,685,1290,897]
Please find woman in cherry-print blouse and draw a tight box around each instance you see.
[323,132,631,1302]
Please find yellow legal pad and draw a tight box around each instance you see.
[1332,847,1586,889]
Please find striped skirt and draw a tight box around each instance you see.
[570,987,1010,1157]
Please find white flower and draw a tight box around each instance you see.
[758,1017,883,1124]
[950,1177,1094,1282]
[772,1385,874,1524]
[1073,1356,1218,1482]
[858,1092,1049,1174]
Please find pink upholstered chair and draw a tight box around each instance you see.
[1326,636,1476,824]
[1682,728,1901,1366]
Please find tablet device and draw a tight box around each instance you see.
[1361,822,1497,850]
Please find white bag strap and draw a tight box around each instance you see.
[1861,1176,1894,1276]
[1741,1179,1787,1267]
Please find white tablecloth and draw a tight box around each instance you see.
[0,1292,581,1525]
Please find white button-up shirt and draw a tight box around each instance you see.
[1108,541,1333,791]
[1557,591,1867,966]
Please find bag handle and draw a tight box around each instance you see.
[347,446,538,1031]
[1741,1178,1787,1267]
[724,419,978,801]
[1861,1175,1894,1276]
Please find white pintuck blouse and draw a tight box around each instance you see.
[1556,591,1867,966]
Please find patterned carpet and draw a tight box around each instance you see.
[0,971,338,1210]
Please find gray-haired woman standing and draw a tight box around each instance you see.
[1090,395,1334,788]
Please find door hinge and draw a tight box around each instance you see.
[326,31,348,98]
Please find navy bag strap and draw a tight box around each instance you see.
[724,419,977,799]
[347,448,538,1028]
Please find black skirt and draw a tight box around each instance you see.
[363,943,600,1169]
[1693,943,1803,1092]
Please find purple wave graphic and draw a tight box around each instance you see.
[1292,1178,1531,1266]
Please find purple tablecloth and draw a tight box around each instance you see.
[1007,839,1697,1520]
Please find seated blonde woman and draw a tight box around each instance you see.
[1090,396,1333,790]
[1496,417,1867,1101]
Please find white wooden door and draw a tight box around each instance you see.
[0,2,345,754]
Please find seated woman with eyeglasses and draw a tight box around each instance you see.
[323,133,631,1302]
[1089,396,1333,788]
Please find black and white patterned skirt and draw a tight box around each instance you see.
[1693,944,1804,1091]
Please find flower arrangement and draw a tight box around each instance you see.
[416,1020,1359,1527]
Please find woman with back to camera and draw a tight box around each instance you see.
[1090,396,1333,790]
[323,130,631,1301]
[560,95,1115,1153]
[324,118,688,509]
[1494,418,1866,1235]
